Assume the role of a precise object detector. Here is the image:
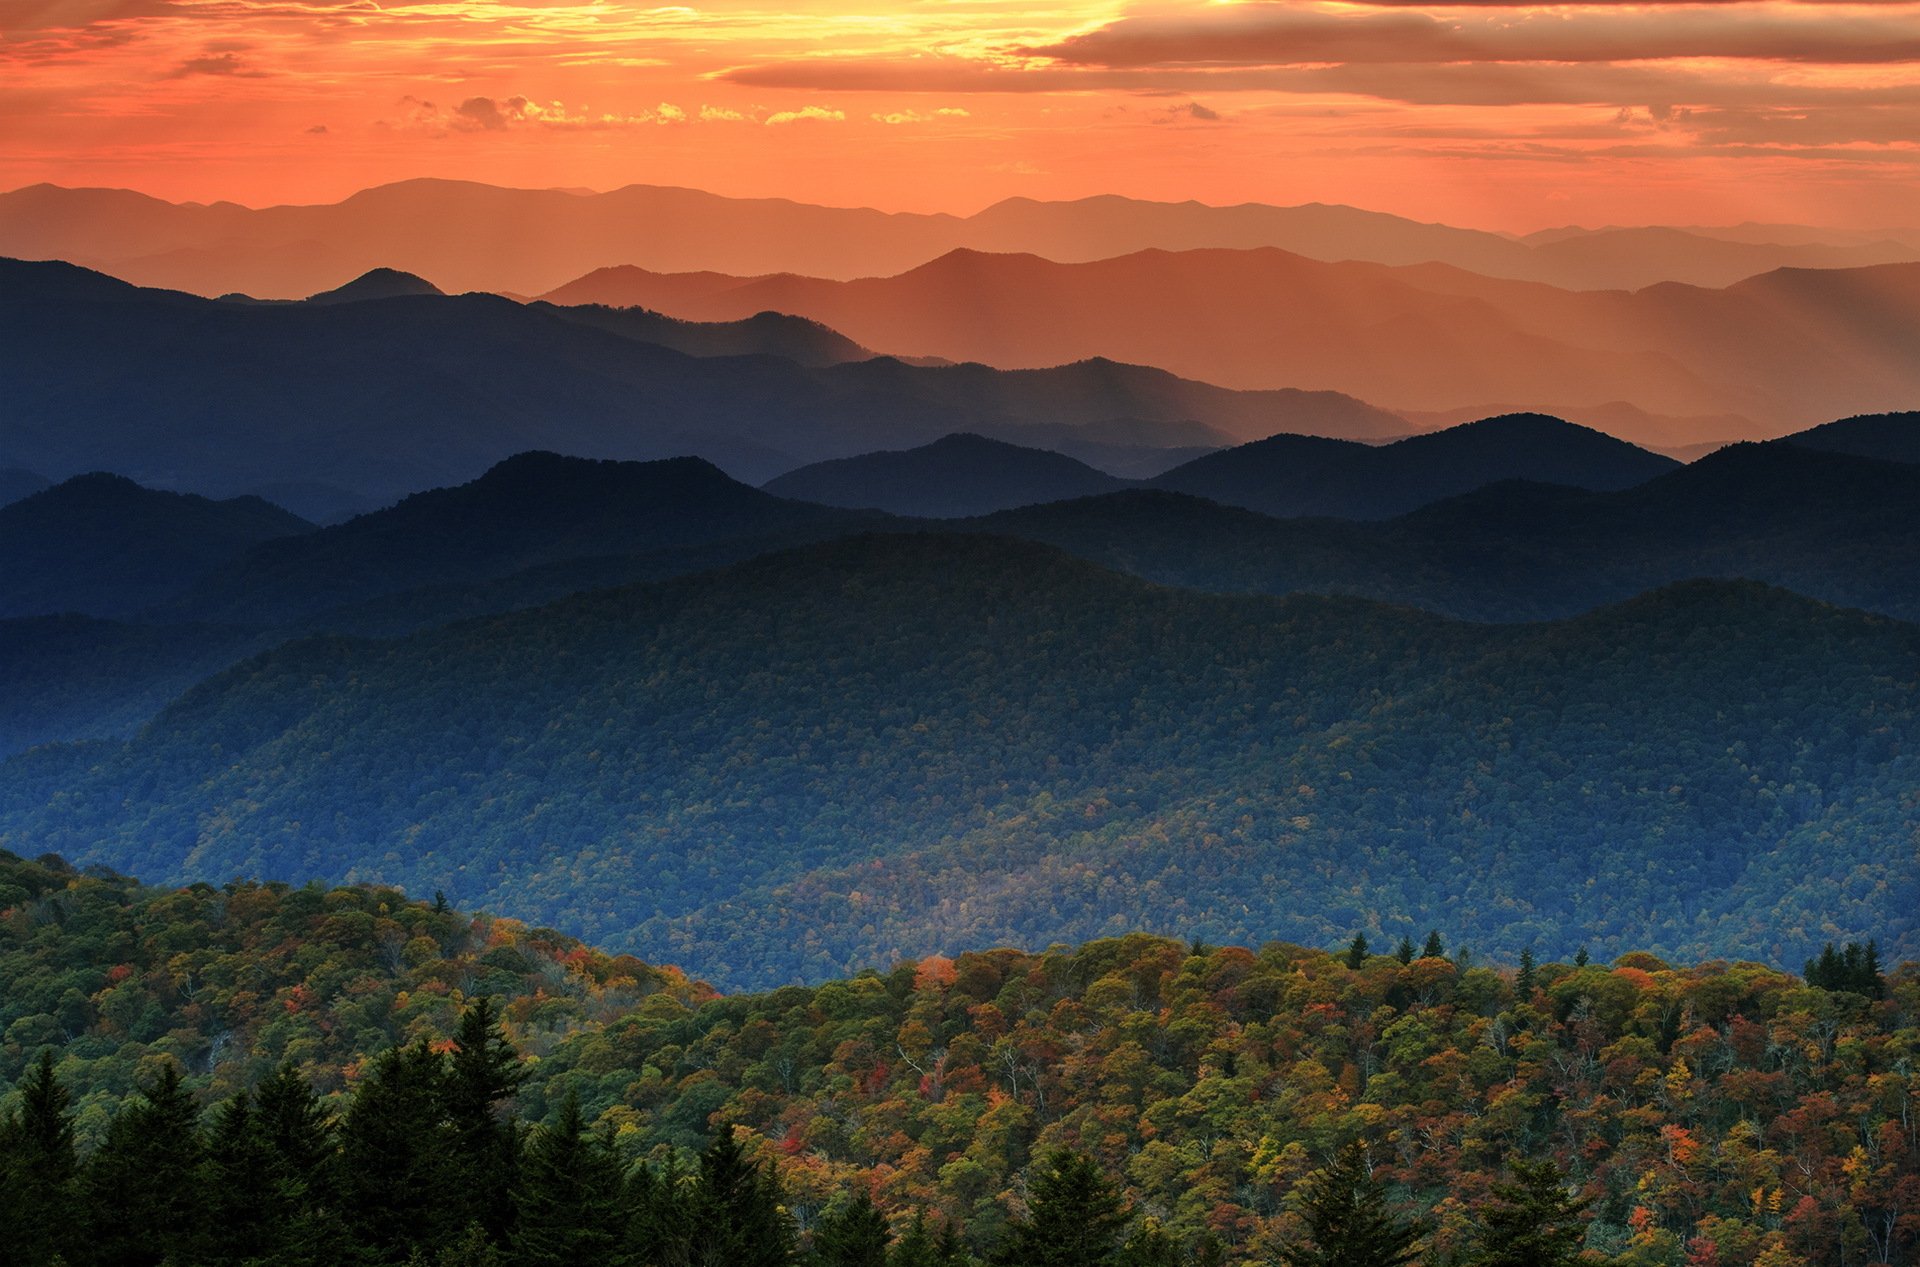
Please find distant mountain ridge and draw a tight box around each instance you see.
[764,433,1130,516]
[530,249,1920,439]
[1149,412,1677,519]
[0,474,312,619]
[3,533,1912,987]
[0,255,1395,500]
[4,179,1917,300]
[1782,411,1920,465]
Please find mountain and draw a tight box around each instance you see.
[172,451,875,626]
[535,303,873,367]
[304,266,445,304]
[6,180,1917,300]
[0,615,272,756]
[536,250,1920,437]
[0,474,312,619]
[763,432,1129,516]
[4,533,1912,987]
[977,441,1920,622]
[1783,410,1920,465]
[1148,412,1676,519]
[0,469,48,507]
[0,256,1380,498]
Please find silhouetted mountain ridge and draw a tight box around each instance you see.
[763,433,1129,516]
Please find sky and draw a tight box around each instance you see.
[4,0,1920,231]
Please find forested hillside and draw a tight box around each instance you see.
[2,851,1915,1266]
[4,534,1913,987]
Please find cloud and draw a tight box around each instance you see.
[1024,6,1920,69]
[699,104,745,121]
[764,105,844,124]
[397,94,693,133]
[870,106,972,124]
[166,50,264,77]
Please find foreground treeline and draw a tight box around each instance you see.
[0,1002,1594,1267]
[3,851,1919,1265]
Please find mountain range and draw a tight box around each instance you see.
[539,250,1920,440]
[3,533,1911,987]
[0,256,1403,501]
[5,179,1918,300]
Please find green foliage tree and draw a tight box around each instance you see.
[513,1090,628,1267]
[338,1040,456,1263]
[1466,1158,1592,1267]
[444,997,529,1241]
[81,1061,205,1267]
[1273,1141,1424,1267]
[0,1050,79,1267]
[1421,931,1445,961]
[1344,934,1369,970]
[689,1124,796,1267]
[993,1150,1130,1267]
[811,1188,892,1267]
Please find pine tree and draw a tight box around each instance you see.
[811,1188,892,1267]
[0,1049,79,1267]
[1117,1219,1180,1267]
[689,1124,796,1267]
[338,1039,457,1263]
[1466,1158,1591,1267]
[1344,934,1369,970]
[513,1091,629,1267]
[1395,937,1416,965]
[1274,1141,1424,1267]
[992,1149,1130,1267]
[1421,931,1445,961]
[203,1093,276,1266]
[1516,948,1537,998]
[82,1061,207,1267]
[889,1212,939,1267]
[251,1062,348,1265]
[444,998,530,1242]
[627,1153,698,1267]
[1573,946,1590,968]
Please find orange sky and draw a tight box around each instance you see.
[5,0,1920,230]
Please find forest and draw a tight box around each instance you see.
[2,534,1913,987]
[3,849,1915,1265]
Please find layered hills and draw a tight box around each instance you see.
[764,433,1129,516]
[0,473,311,619]
[5,179,1916,298]
[0,256,1392,500]
[4,533,1912,987]
[546,250,1920,438]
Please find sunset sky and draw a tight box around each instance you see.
[5,0,1920,230]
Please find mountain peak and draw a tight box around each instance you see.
[305,267,445,305]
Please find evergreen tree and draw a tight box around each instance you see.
[1516,948,1537,998]
[444,998,529,1241]
[1117,1220,1180,1267]
[1273,1141,1424,1267]
[338,1039,457,1263]
[0,1049,79,1267]
[1466,1158,1591,1267]
[81,1061,206,1267]
[203,1092,276,1266]
[1421,931,1445,961]
[251,1063,348,1265]
[1395,937,1416,965]
[689,1124,796,1267]
[513,1091,628,1267]
[1573,946,1590,968]
[627,1153,698,1267]
[889,1213,939,1267]
[811,1188,892,1267]
[1344,934,1369,970]
[992,1149,1130,1267]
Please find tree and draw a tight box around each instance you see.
[1466,1158,1592,1267]
[444,997,529,1241]
[1344,934,1369,970]
[1421,931,1445,961]
[689,1124,796,1267]
[513,1091,628,1267]
[1395,937,1416,965]
[0,1049,79,1267]
[338,1039,456,1263]
[82,1060,206,1267]
[1273,1141,1424,1267]
[627,1154,698,1267]
[993,1149,1130,1267]
[811,1188,892,1267]
[1516,948,1537,998]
